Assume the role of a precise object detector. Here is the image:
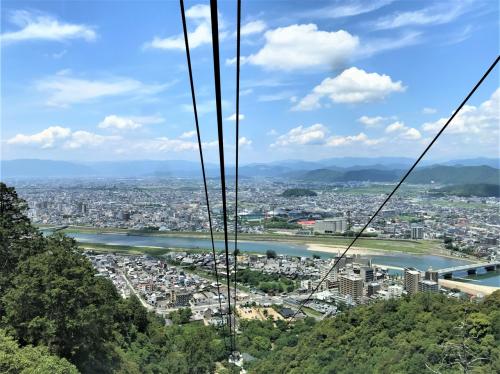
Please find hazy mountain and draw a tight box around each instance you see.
[1,158,499,181]
[297,165,499,184]
[406,165,500,185]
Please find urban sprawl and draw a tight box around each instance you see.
[12,178,500,323]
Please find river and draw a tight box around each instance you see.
[68,232,499,287]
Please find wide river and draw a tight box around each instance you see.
[69,232,500,287]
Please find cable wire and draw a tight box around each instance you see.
[289,55,500,322]
[232,0,242,354]
[179,0,227,349]
[209,0,234,353]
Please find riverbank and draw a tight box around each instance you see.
[439,279,499,296]
[52,225,448,255]
[306,243,476,263]
[307,243,386,256]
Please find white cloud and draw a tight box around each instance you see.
[401,127,422,140]
[238,137,252,146]
[272,124,328,147]
[272,124,382,149]
[64,131,119,149]
[373,2,471,30]
[185,4,211,20]
[294,67,405,110]
[36,74,168,107]
[267,129,278,136]
[385,121,421,140]
[180,130,197,139]
[144,4,217,50]
[98,115,164,130]
[385,121,405,133]
[422,107,437,114]
[226,113,245,121]
[326,132,382,147]
[243,24,359,71]
[358,115,386,127]
[1,10,97,44]
[7,126,71,148]
[133,137,218,153]
[241,20,267,36]
[422,88,500,135]
[7,126,119,149]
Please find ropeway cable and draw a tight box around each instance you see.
[179,0,227,348]
[209,0,234,353]
[289,55,500,322]
[232,0,242,354]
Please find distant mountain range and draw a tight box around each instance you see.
[1,158,499,185]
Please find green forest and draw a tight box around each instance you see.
[1,182,499,373]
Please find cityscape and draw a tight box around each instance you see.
[1,0,499,372]
[8,175,499,324]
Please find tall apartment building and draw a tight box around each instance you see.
[411,225,424,240]
[321,262,338,288]
[359,266,374,283]
[339,274,363,302]
[424,267,439,282]
[418,279,439,293]
[404,267,421,295]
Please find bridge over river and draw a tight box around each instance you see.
[437,262,499,279]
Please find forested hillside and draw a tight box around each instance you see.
[249,293,500,373]
[0,183,228,373]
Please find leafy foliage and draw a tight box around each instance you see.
[248,292,500,373]
[436,183,500,197]
[0,329,78,374]
[236,268,296,294]
[281,188,317,197]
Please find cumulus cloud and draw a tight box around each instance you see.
[7,126,71,148]
[238,137,252,147]
[98,115,164,130]
[1,10,96,44]
[180,130,197,139]
[272,124,328,147]
[241,20,267,36]
[226,113,245,121]
[358,115,387,127]
[326,132,382,147]
[271,124,381,148]
[7,126,119,149]
[144,4,217,50]
[243,24,359,71]
[36,74,168,107]
[385,121,421,140]
[64,131,120,149]
[422,88,500,135]
[294,67,405,110]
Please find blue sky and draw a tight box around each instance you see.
[1,0,499,163]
